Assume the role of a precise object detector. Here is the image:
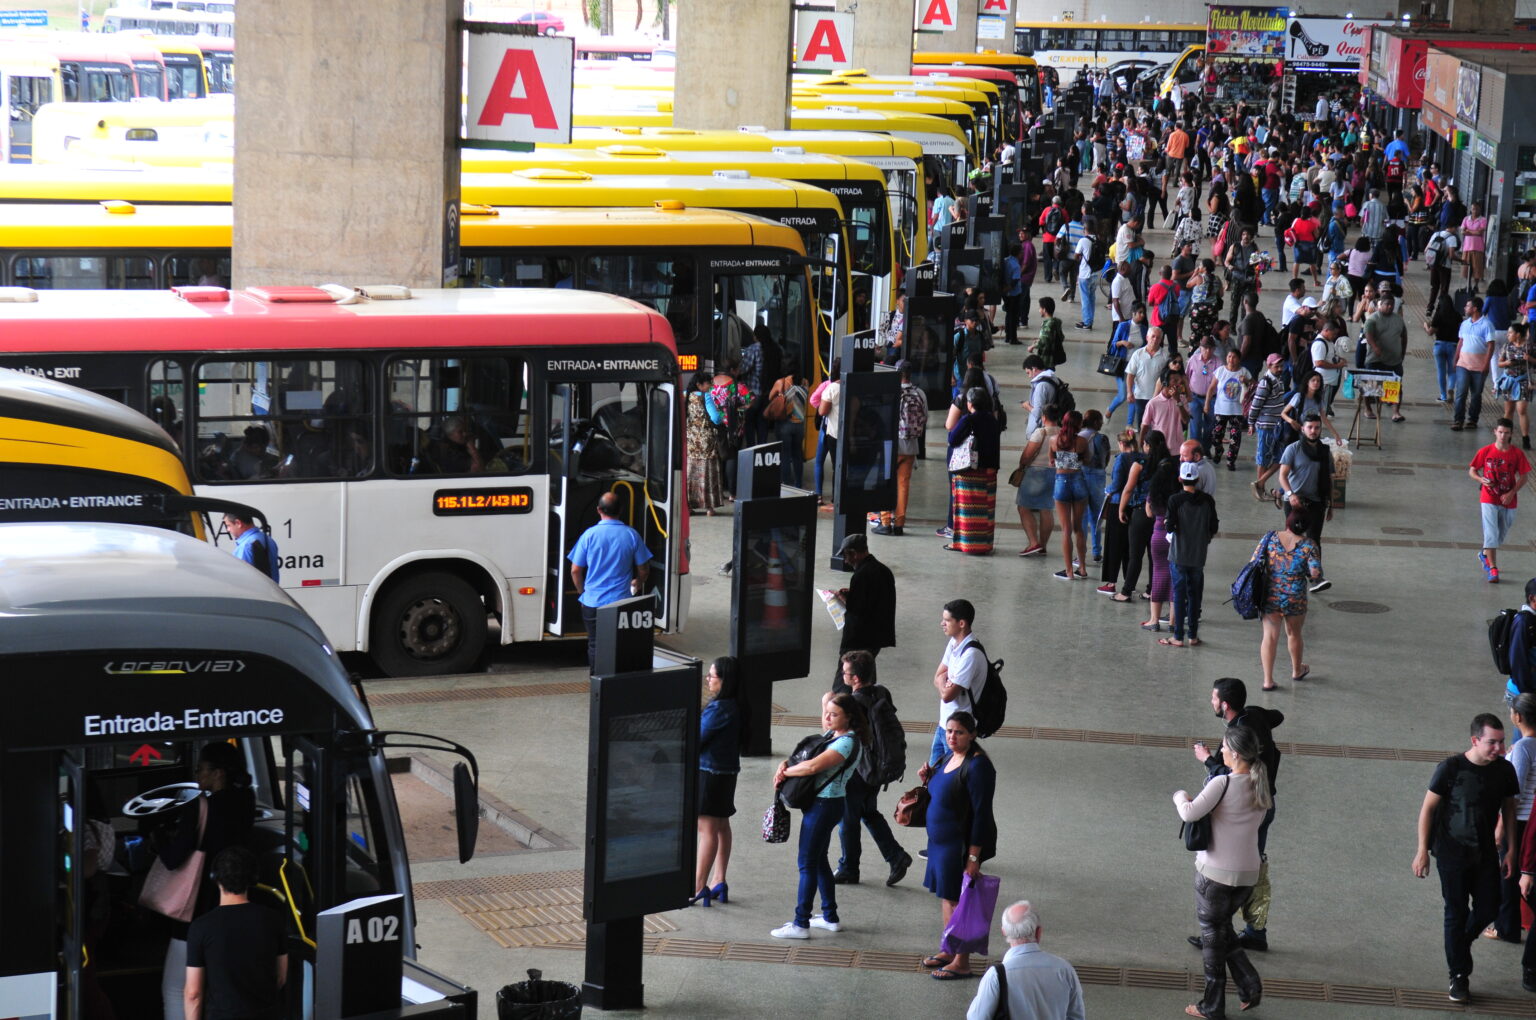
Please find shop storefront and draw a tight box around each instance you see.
[1420,46,1536,278]
[1358,27,1428,136]
[1283,16,1397,119]
[1205,5,1288,108]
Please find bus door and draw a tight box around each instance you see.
[4,70,53,163]
[541,358,679,636]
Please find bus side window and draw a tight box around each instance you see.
[582,254,698,348]
[147,360,185,448]
[196,359,371,481]
[114,256,157,290]
[387,356,530,475]
[165,255,231,288]
[460,254,557,289]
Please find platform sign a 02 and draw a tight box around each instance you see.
[794,11,854,73]
[465,26,574,148]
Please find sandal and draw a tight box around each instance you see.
[921,953,954,969]
[1158,637,1185,646]
[930,968,976,981]
[942,544,962,552]
[1185,1007,1214,1019]
[1109,593,1132,603]
[1292,666,1310,682]
[1188,638,1203,647]
[1262,682,1279,691]
[1392,415,1406,422]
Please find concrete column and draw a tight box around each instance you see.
[851,0,915,77]
[674,0,791,131]
[1449,0,1515,33]
[234,0,461,289]
[914,0,979,55]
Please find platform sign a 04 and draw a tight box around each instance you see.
[465,26,574,148]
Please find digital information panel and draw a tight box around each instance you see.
[730,493,818,684]
[432,486,534,516]
[834,371,899,516]
[583,658,699,924]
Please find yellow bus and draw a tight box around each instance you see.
[533,126,927,268]
[1158,44,1206,102]
[0,200,820,387]
[1014,21,1205,83]
[150,37,210,98]
[911,51,1041,114]
[458,148,895,331]
[0,44,60,162]
[816,70,1006,144]
[789,87,985,158]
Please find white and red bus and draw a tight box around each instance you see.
[0,285,689,675]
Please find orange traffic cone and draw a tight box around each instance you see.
[763,540,789,629]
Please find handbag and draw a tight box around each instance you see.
[1007,465,1026,488]
[948,435,979,472]
[762,800,790,843]
[940,873,1002,956]
[1097,352,1128,377]
[139,795,207,922]
[892,783,931,827]
[1180,775,1230,851]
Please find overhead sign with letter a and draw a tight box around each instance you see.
[794,10,854,73]
[915,0,956,32]
[465,25,573,148]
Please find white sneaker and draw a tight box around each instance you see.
[770,922,810,940]
[809,916,842,932]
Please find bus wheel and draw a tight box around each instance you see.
[371,571,488,677]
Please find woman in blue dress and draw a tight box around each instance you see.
[917,711,998,980]
[770,693,868,940]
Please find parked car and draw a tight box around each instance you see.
[514,10,564,35]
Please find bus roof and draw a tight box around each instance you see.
[0,200,808,252]
[458,170,846,214]
[0,287,678,354]
[913,51,1037,67]
[546,127,925,161]
[1014,19,1202,28]
[0,366,180,456]
[0,522,365,732]
[462,147,885,184]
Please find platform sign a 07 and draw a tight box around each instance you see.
[464,26,574,148]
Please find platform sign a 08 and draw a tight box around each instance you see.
[464,27,574,148]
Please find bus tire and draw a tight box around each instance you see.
[370,570,488,678]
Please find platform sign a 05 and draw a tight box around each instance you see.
[465,26,574,148]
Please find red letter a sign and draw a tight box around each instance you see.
[476,49,557,129]
[981,0,1011,11]
[918,0,956,30]
[802,19,847,63]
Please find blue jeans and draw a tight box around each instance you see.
[1261,187,1277,224]
[1454,367,1487,426]
[1081,466,1107,557]
[929,724,948,767]
[795,796,843,927]
[1079,276,1096,327]
[1433,341,1456,400]
[1106,374,1129,420]
[1169,562,1204,641]
[1188,396,1211,450]
[778,420,805,486]
[813,425,834,497]
[1130,398,1148,430]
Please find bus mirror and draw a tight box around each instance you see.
[453,761,479,864]
[150,493,268,534]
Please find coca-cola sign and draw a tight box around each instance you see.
[1285,16,1399,66]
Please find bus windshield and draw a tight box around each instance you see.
[0,521,477,1019]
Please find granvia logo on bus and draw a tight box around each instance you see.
[104,660,247,675]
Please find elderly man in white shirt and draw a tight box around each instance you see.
[966,901,1087,1020]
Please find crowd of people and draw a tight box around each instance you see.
[670,76,1536,1018]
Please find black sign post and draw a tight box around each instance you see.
[582,651,700,1010]
[593,595,656,677]
[315,894,406,1018]
[730,492,818,756]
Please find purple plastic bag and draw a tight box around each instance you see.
[939,873,1001,956]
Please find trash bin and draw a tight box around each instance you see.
[496,969,582,1020]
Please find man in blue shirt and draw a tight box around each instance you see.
[222,512,279,583]
[568,491,652,669]
[1384,129,1410,166]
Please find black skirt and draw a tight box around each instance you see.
[698,769,738,818]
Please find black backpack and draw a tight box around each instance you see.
[1045,376,1077,415]
[778,732,859,810]
[960,640,1008,739]
[857,687,908,788]
[1491,608,1522,675]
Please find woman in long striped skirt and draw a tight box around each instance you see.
[945,386,1002,555]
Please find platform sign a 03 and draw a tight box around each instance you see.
[465,26,574,148]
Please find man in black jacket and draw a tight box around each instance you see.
[1188,677,1285,952]
[831,533,896,691]
[829,651,912,887]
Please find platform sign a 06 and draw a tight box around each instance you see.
[464,25,574,148]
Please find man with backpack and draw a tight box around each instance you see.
[931,599,987,767]
[1498,579,1536,705]
[830,651,913,888]
[1022,355,1068,435]
[1425,223,1460,316]
[1148,265,1182,346]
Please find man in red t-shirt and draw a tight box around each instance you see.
[1147,265,1183,345]
[1470,419,1533,583]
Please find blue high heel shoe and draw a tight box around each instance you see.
[689,886,713,907]
[710,882,729,904]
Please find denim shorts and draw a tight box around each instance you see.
[1053,471,1089,503]
[1482,503,1518,549]
[1255,424,1283,466]
[1016,466,1056,510]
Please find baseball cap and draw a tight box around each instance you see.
[1179,461,1201,482]
[837,533,868,557]
[1265,353,1284,365]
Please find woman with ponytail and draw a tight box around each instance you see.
[1172,725,1270,1018]
[1050,409,1090,580]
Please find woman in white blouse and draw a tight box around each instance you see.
[1172,726,1270,1018]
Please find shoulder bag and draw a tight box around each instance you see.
[762,800,791,843]
[139,795,208,922]
[949,435,979,473]
[1227,531,1273,620]
[893,780,931,828]
[1180,774,1230,852]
